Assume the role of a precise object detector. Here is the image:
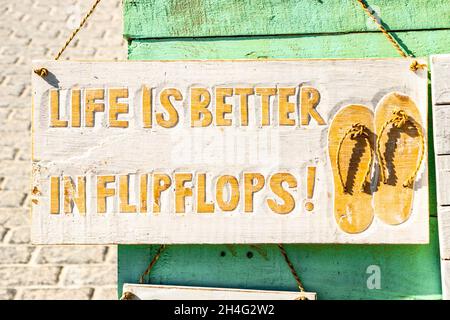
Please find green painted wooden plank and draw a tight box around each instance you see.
[118,218,441,300]
[124,0,450,39]
[128,30,450,60]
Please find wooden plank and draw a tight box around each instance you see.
[431,54,450,300]
[433,106,450,155]
[128,30,450,61]
[123,0,450,39]
[436,156,450,206]
[431,54,450,105]
[122,284,316,300]
[438,208,450,259]
[437,170,450,206]
[31,59,428,244]
[117,218,442,300]
[442,260,450,300]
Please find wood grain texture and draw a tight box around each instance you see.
[431,54,450,300]
[432,106,450,155]
[128,30,450,61]
[122,283,316,300]
[123,0,450,39]
[437,208,450,259]
[431,55,450,105]
[31,59,428,244]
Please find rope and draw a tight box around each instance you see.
[120,291,136,300]
[277,244,308,300]
[355,0,426,71]
[336,123,373,193]
[33,0,102,76]
[139,244,166,284]
[54,0,102,60]
[376,110,425,187]
[136,244,309,300]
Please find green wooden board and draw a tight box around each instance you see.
[120,0,448,299]
[118,218,441,300]
[128,30,450,61]
[124,0,450,39]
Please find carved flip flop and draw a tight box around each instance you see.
[328,105,375,234]
[374,92,425,225]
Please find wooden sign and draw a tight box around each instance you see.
[431,54,450,300]
[122,284,316,300]
[31,59,428,244]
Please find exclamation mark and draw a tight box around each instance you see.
[305,166,316,212]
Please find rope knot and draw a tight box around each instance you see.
[34,68,48,78]
[349,123,367,139]
[402,177,414,188]
[391,110,408,128]
[409,60,427,72]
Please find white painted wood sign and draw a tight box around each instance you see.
[31,59,429,244]
[122,284,316,300]
[431,54,450,300]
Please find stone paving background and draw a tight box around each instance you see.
[0,0,127,300]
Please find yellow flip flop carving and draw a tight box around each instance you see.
[374,92,425,225]
[329,105,375,234]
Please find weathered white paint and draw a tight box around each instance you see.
[122,283,317,300]
[31,59,428,244]
[442,260,450,300]
[431,54,450,300]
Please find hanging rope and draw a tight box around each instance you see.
[355,0,426,71]
[55,0,102,60]
[34,0,102,77]
[277,244,308,300]
[139,244,166,284]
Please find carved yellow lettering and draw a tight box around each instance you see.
[97,175,115,214]
[119,175,137,213]
[109,88,129,128]
[49,90,68,127]
[85,89,105,127]
[71,89,81,127]
[50,176,60,214]
[157,88,181,128]
[235,88,254,126]
[300,86,326,125]
[278,87,296,126]
[267,173,297,214]
[153,174,171,213]
[216,175,240,211]
[63,176,86,215]
[191,88,212,127]
[255,88,276,126]
[140,174,148,213]
[197,173,214,213]
[175,173,193,213]
[142,86,152,128]
[216,87,233,126]
[244,173,265,212]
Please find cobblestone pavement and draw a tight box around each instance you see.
[0,0,127,300]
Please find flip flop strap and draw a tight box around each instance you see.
[376,110,425,187]
[336,123,373,194]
